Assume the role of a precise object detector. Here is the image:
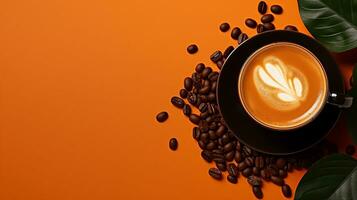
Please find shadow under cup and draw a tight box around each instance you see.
[217,30,353,155]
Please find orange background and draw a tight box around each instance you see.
[0,0,354,200]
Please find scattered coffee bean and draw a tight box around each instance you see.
[276,158,286,169]
[227,163,239,177]
[223,46,234,58]
[195,63,205,73]
[183,104,192,116]
[253,186,263,199]
[193,127,200,140]
[238,161,248,171]
[284,25,298,31]
[234,151,242,163]
[209,168,223,180]
[169,138,178,150]
[219,22,230,32]
[216,60,224,69]
[216,162,227,171]
[227,175,238,184]
[201,150,212,162]
[271,5,283,14]
[255,156,264,169]
[156,111,168,122]
[247,176,262,186]
[187,93,197,105]
[271,176,284,186]
[231,27,242,40]
[187,44,198,54]
[242,168,253,177]
[282,184,292,197]
[245,18,257,28]
[179,89,188,98]
[263,22,275,30]
[258,1,267,14]
[225,151,235,161]
[346,144,356,155]
[210,50,223,63]
[201,67,212,78]
[223,142,234,153]
[261,14,274,23]
[245,157,254,167]
[257,24,265,33]
[238,33,248,44]
[171,96,185,108]
[189,114,201,125]
[184,77,193,91]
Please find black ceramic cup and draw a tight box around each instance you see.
[217,30,353,155]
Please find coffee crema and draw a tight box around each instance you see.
[238,42,328,130]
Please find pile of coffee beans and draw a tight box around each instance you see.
[156,2,346,199]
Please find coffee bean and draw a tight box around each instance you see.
[195,63,205,73]
[212,149,224,155]
[209,168,223,180]
[257,24,265,33]
[346,144,356,155]
[263,22,275,30]
[199,132,209,143]
[208,72,219,81]
[284,25,298,31]
[236,141,241,151]
[271,176,284,186]
[234,151,242,163]
[245,157,254,167]
[210,50,223,63]
[276,158,286,169]
[223,46,234,58]
[169,138,178,150]
[219,22,230,32]
[184,77,193,91]
[260,169,271,180]
[227,175,238,184]
[210,81,217,92]
[231,27,242,40]
[199,86,210,95]
[253,186,263,199]
[279,169,287,178]
[187,93,197,105]
[261,14,274,23]
[182,104,191,116]
[216,60,224,69]
[238,161,248,171]
[207,93,216,102]
[282,184,292,197]
[171,96,185,108]
[156,112,168,122]
[216,125,226,137]
[238,33,248,44]
[189,114,201,125]
[223,142,234,153]
[255,156,264,169]
[268,165,279,176]
[198,140,206,150]
[197,103,207,113]
[227,163,239,177]
[271,5,283,14]
[187,44,198,54]
[201,67,212,78]
[225,151,235,161]
[179,89,188,98]
[206,141,216,150]
[199,120,209,132]
[247,176,262,186]
[242,168,253,177]
[258,1,267,14]
[245,18,257,28]
[216,162,227,171]
[193,127,201,140]
[243,146,252,156]
[201,150,212,162]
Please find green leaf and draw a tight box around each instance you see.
[347,64,357,144]
[298,0,357,53]
[295,154,357,200]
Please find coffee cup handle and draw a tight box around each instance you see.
[327,92,353,109]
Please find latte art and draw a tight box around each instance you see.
[253,56,308,110]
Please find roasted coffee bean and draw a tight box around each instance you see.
[271,5,283,14]
[268,165,279,176]
[346,144,356,155]
[247,176,262,186]
[182,104,192,116]
[255,156,264,169]
[207,93,216,102]
[169,138,178,150]
[156,112,168,122]
[263,22,275,30]
[192,127,201,140]
[198,103,208,112]
[219,22,230,32]
[216,162,227,171]
[187,93,197,105]
[187,44,198,54]
[205,116,214,123]
[238,33,248,44]
[276,158,286,169]
[202,79,210,87]
[209,122,218,131]
[208,130,218,140]
[199,86,210,95]
[198,140,206,150]
[179,89,188,98]
[227,175,238,184]
[200,111,210,119]
[223,46,234,58]
[201,67,212,78]
[238,161,248,171]
[199,120,209,132]
[195,63,205,73]
[210,81,217,92]
[271,176,284,186]
[231,27,242,40]
[225,151,235,161]
[245,157,254,167]
[191,72,201,84]
[200,132,209,143]
[243,146,252,156]
[189,114,201,125]
[208,72,219,81]
[260,169,271,180]
[234,151,242,163]
[206,141,216,150]
[261,14,274,23]
[284,25,298,31]
[216,60,224,69]
[257,24,265,33]
[171,96,185,108]
[208,168,223,180]
[258,1,267,14]
[210,50,223,63]
[227,163,239,177]
[245,18,257,28]
[212,149,224,155]
[184,77,193,91]
[236,141,242,151]
[223,142,234,152]
[279,169,287,178]
[200,95,208,103]
[253,186,263,199]
[242,168,253,177]
[201,150,213,163]
[282,184,292,197]
[253,167,260,176]
[216,125,226,137]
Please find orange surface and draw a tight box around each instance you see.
[0,0,354,200]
